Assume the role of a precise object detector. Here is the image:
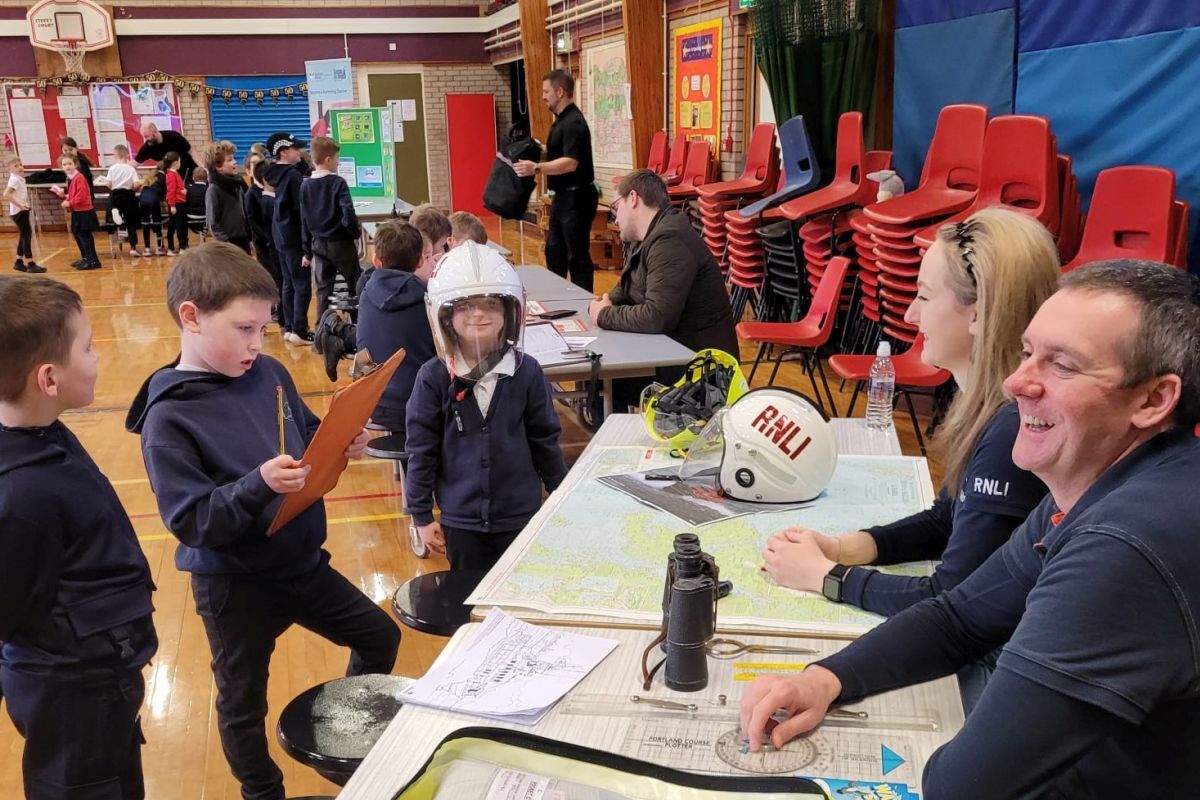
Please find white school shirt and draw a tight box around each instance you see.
[105,162,139,191]
[7,173,28,216]
[452,350,516,418]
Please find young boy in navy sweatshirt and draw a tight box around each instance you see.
[244,158,282,321]
[355,220,436,441]
[265,131,312,344]
[125,243,400,800]
[301,136,361,319]
[1,275,157,799]
[405,241,566,569]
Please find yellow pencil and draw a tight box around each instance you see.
[276,385,285,455]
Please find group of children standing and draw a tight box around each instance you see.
[3,125,569,797]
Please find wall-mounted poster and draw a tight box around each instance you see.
[584,38,633,169]
[672,18,723,154]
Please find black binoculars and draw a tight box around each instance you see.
[660,533,719,692]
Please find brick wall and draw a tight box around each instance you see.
[421,62,509,210]
[668,4,748,182]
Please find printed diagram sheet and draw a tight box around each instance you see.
[400,610,618,724]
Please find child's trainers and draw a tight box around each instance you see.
[25,261,46,274]
[130,248,142,258]
[143,247,152,256]
[14,259,26,272]
[166,249,179,257]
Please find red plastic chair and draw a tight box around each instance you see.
[1062,166,1176,271]
[698,123,780,200]
[828,334,951,453]
[763,113,870,222]
[611,131,671,188]
[914,115,1061,250]
[865,104,988,226]
[660,132,689,185]
[1171,200,1190,269]
[668,140,713,202]
[736,256,851,412]
[646,131,670,174]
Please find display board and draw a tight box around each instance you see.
[328,106,396,200]
[3,81,182,168]
[672,18,723,152]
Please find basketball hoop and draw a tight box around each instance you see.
[27,0,114,78]
[51,38,87,77]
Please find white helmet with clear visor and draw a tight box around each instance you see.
[425,241,526,380]
[680,387,838,503]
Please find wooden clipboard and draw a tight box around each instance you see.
[268,348,406,534]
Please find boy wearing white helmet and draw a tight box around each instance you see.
[404,242,568,569]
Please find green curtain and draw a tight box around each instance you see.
[752,0,880,176]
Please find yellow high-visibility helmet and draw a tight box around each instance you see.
[640,348,749,451]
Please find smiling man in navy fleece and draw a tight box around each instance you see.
[741,260,1200,798]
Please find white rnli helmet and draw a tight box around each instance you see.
[681,387,838,503]
[425,241,526,378]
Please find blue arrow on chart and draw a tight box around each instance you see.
[881,744,905,776]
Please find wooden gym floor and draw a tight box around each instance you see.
[0,218,938,798]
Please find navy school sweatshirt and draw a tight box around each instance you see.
[300,171,361,257]
[0,421,157,677]
[355,268,435,431]
[125,355,327,578]
[266,161,305,253]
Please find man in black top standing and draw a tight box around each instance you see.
[134,121,197,181]
[514,69,598,292]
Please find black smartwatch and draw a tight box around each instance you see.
[821,564,852,603]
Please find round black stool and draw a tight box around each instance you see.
[391,569,486,636]
[276,673,415,786]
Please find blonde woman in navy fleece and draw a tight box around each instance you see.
[762,208,1059,710]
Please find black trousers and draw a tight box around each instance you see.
[442,526,520,573]
[252,237,284,314]
[138,205,164,249]
[277,246,311,334]
[71,213,99,265]
[312,237,362,318]
[109,189,140,247]
[1,666,146,800]
[191,564,400,800]
[167,208,189,251]
[545,184,598,293]
[13,209,32,258]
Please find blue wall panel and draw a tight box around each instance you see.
[1019,0,1200,53]
[206,76,309,161]
[897,0,1013,30]
[893,9,1015,189]
[1017,27,1200,271]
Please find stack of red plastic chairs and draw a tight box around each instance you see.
[697,123,780,274]
[860,104,988,343]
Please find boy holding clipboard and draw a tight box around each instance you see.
[126,242,400,800]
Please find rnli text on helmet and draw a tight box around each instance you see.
[751,405,813,461]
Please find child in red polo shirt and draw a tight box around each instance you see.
[52,153,101,270]
[164,151,188,255]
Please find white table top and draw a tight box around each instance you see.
[517,267,696,381]
[353,197,402,222]
[337,623,963,799]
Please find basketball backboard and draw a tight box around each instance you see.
[27,0,114,52]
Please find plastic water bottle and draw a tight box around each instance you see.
[865,341,895,431]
